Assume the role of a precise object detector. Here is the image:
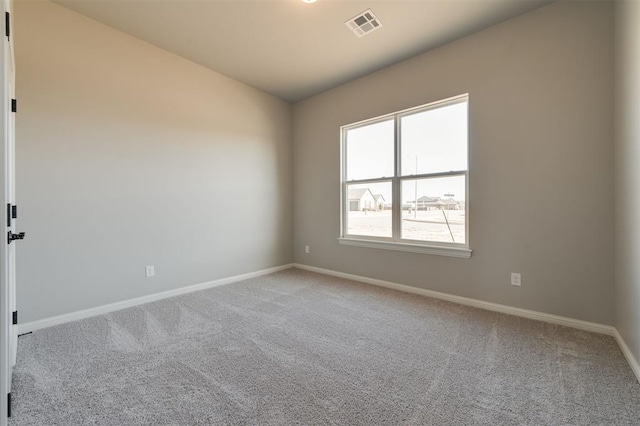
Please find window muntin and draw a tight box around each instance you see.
[341,95,469,251]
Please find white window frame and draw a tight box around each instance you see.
[339,94,471,259]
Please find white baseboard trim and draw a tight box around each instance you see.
[18,263,295,334]
[292,263,615,336]
[613,329,640,383]
[18,261,640,384]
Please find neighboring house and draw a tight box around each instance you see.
[348,188,376,211]
[441,198,460,210]
[416,196,441,210]
[414,196,460,210]
[373,194,385,210]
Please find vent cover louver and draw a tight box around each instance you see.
[345,9,382,38]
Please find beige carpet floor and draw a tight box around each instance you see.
[8,268,640,425]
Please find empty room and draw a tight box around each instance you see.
[1,0,639,424]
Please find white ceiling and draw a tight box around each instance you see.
[52,0,553,102]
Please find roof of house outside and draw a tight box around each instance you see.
[348,188,373,200]
[417,196,440,202]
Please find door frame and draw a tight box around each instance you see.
[0,0,14,424]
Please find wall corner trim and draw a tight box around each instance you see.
[17,263,295,334]
[613,329,640,384]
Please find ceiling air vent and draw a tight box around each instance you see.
[345,9,382,38]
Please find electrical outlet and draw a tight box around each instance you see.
[305,245,310,254]
[511,272,521,286]
[145,265,155,277]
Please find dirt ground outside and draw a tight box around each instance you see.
[347,210,465,244]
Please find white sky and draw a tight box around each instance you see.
[346,101,468,202]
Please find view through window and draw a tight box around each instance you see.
[342,95,468,248]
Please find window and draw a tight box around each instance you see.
[339,94,471,258]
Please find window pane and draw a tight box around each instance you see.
[346,182,392,238]
[400,100,468,176]
[401,176,466,244]
[346,119,394,181]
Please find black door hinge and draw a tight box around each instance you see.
[7,204,17,227]
[11,99,16,113]
[7,393,11,418]
[5,12,9,39]
[12,311,17,325]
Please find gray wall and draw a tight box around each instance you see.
[15,0,619,328]
[15,0,293,323]
[614,0,640,362]
[293,1,614,325]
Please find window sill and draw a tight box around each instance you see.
[337,238,472,259]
